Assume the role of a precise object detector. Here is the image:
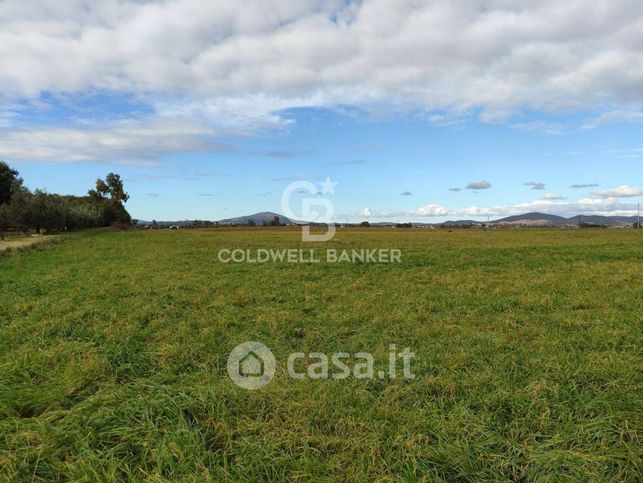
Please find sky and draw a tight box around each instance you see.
[1,0,642,222]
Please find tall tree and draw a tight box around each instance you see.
[89,172,129,203]
[0,204,9,239]
[0,161,22,205]
[0,185,30,238]
[27,190,50,234]
[88,172,131,224]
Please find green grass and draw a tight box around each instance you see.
[0,228,641,481]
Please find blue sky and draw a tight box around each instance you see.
[1,1,642,222]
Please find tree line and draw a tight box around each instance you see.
[0,161,131,239]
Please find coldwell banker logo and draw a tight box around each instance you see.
[217,176,402,264]
[281,176,337,242]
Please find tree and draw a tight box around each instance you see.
[89,172,131,225]
[0,161,22,205]
[27,190,51,234]
[0,204,9,239]
[247,219,256,226]
[263,215,281,226]
[0,192,28,239]
[8,186,30,233]
[360,221,370,227]
[0,164,123,234]
[89,172,129,203]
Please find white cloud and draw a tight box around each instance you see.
[450,205,500,217]
[359,195,640,221]
[2,1,642,165]
[417,204,447,216]
[541,193,564,200]
[0,118,231,164]
[0,0,642,125]
[448,197,639,218]
[592,185,643,198]
[583,110,643,129]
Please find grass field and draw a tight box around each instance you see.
[0,228,641,481]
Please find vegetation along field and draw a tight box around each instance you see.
[0,228,641,481]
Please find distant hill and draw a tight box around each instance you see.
[442,219,484,226]
[135,219,193,227]
[491,212,637,227]
[566,215,636,227]
[217,211,297,225]
[493,212,569,226]
[135,211,638,228]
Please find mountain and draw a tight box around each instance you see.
[442,219,484,226]
[492,212,637,227]
[217,211,297,225]
[136,212,638,228]
[566,215,636,227]
[135,219,193,226]
[493,212,569,226]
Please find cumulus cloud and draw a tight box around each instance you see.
[466,180,492,190]
[571,183,599,188]
[358,194,639,221]
[0,118,231,164]
[524,181,546,190]
[449,206,502,217]
[417,204,448,216]
[2,0,643,166]
[582,110,643,129]
[448,197,639,218]
[1,0,642,125]
[592,185,643,198]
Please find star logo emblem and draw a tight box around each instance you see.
[320,176,338,194]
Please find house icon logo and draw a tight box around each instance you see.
[239,351,264,377]
[227,342,276,390]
